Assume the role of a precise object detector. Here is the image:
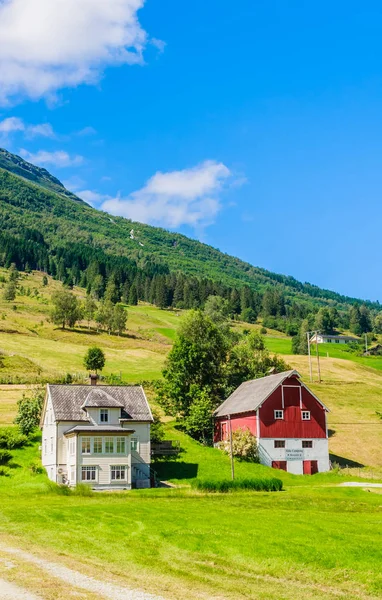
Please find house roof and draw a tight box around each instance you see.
[311,334,358,341]
[64,425,135,435]
[47,385,153,422]
[81,389,124,409]
[214,370,300,418]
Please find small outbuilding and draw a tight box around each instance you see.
[214,370,330,474]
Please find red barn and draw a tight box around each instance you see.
[214,370,330,474]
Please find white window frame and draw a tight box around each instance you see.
[81,466,97,482]
[100,409,109,423]
[69,438,75,456]
[131,437,139,452]
[110,465,127,482]
[302,411,311,421]
[105,437,114,454]
[274,410,284,420]
[116,437,126,454]
[81,437,91,454]
[93,437,103,454]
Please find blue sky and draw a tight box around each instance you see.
[0,1,382,300]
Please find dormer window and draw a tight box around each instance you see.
[100,409,109,423]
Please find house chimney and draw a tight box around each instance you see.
[89,374,98,386]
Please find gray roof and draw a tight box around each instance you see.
[48,385,153,422]
[214,370,300,418]
[81,389,124,409]
[64,425,135,435]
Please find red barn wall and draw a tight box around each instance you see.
[259,377,326,438]
[214,413,257,443]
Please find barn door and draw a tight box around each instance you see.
[303,460,318,475]
[272,461,287,471]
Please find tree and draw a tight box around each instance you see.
[42,275,48,287]
[204,295,230,324]
[83,346,106,374]
[219,427,259,462]
[83,295,97,329]
[241,307,257,324]
[150,409,165,444]
[112,304,127,335]
[14,387,44,437]
[2,281,16,301]
[51,290,82,329]
[156,310,230,417]
[292,318,310,355]
[349,305,362,335]
[104,278,120,304]
[374,312,382,334]
[128,285,138,306]
[359,304,372,334]
[184,387,215,443]
[8,263,19,282]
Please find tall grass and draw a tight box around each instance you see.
[192,477,283,493]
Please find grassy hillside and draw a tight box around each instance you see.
[0,147,379,311]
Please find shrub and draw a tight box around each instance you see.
[260,327,267,334]
[192,478,283,493]
[0,466,10,477]
[218,427,259,462]
[0,427,28,449]
[0,449,12,465]
[14,387,45,436]
[30,460,44,475]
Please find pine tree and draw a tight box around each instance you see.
[128,285,138,306]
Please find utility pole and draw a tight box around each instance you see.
[315,331,321,383]
[307,332,313,382]
[228,415,235,481]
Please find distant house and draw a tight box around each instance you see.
[41,382,154,489]
[310,333,358,345]
[214,370,330,475]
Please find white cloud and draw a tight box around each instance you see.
[20,149,84,168]
[100,160,233,229]
[0,116,24,133]
[0,0,157,105]
[76,126,97,137]
[0,116,55,138]
[78,189,109,206]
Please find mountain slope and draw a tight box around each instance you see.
[0,147,378,310]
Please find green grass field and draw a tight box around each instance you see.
[0,436,381,599]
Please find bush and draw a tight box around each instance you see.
[0,427,28,449]
[218,427,259,462]
[30,460,44,475]
[192,478,283,493]
[14,387,45,436]
[0,466,10,477]
[260,327,267,335]
[0,449,12,465]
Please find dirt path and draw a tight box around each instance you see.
[0,544,165,600]
[0,579,41,600]
[339,482,382,487]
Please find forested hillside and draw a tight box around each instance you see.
[0,148,381,339]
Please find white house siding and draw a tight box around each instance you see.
[41,395,58,482]
[259,438,330,474]
[80,453,132,489]
[86,407,122,426]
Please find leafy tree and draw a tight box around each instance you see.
[315,308,334,334]
[8,263,19,282]
[373,312,382,334]
[359,304,372,334]
[204,295,230,324]
[14,387,45,437]
[292,319,310,355]
[112,303,127,335]
[51,290,82,329]
[157,310,230,417]
[241,307,257,323]
[83,346,106,373]
[150,409,165,444]
[184,387,215,443]
[219,427,259,462]
[104,278,120,304]
[2,280,16,301]
[83,295,97,329]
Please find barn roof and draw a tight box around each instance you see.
[214,370,300,418]
[47,385,153,422]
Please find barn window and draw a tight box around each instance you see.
[274,440,285,448]
[274,410,284,420]
[302,411,311,420]
[302,440,313,448]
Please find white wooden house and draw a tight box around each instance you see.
[310,333,358,345]
[41,383,153,489]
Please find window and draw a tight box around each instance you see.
[111,466,127,481]
[69,438,75,456]
[131,437,139,452]
[274,410,284,420]
[82,466,96,481]
[327,339,332,343]
[105,438,114,453]
[93,437,102,454]
[335,339,339,344]
[100,409,109,423]
[302,440,313,448]
[81,437,91,454]
[274,440,285,448]
[50,437,54,453]
[302,411,311,421]
[116,437,125,454]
